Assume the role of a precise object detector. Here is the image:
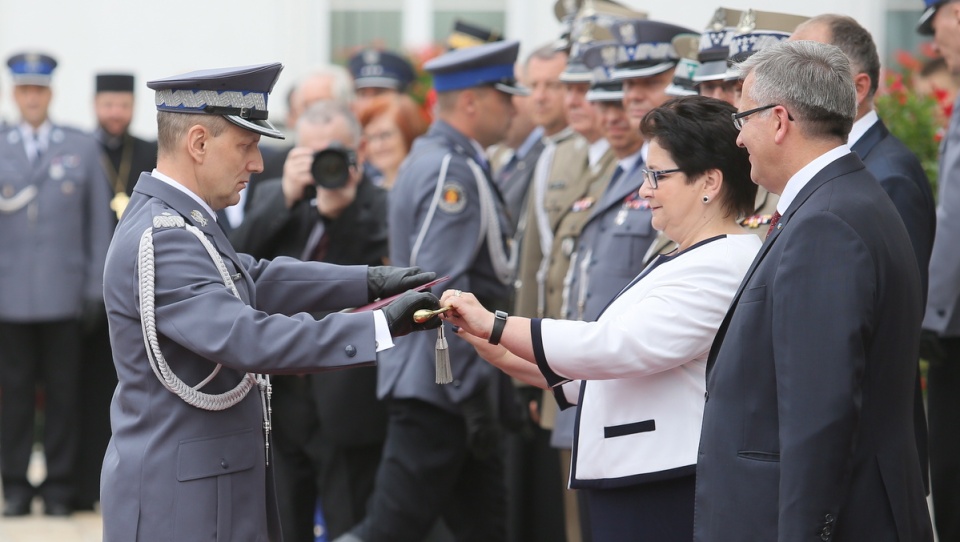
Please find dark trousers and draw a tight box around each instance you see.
[504,387,566,542]
[929,337,960,542]
[74,323,117,508]
[272,375,385,542]
[0,320,81,505]
[351,398,507,542]
[583,474,695,542]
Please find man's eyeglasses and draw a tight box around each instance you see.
[732,104,793,130]
[641,167,682,189]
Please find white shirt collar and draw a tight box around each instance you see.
[587,138,610,168]
[847,110,879,147]
[777,145,851,214]
[151,168,218,221]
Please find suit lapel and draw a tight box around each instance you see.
[850,120,887,162]
[706,152,867,374]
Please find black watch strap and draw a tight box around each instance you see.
[489,310,508,345]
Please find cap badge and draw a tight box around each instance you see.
[738,10,757,34]
[619,23,636,44]
[191,209,208,227]
[709,8,727,31]
[363,50,380,65]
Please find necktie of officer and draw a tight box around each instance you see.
[608,165,625,189]
[766,211,782,239]
[32,132,45,163]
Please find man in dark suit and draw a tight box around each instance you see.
[229,100,389,542]
[791,14,937,500]
[693,41,933,541]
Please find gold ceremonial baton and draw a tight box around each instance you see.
[413,306,453,323]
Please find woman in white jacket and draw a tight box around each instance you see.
[439,96,762,542]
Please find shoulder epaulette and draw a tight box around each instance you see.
[153,212,185,229]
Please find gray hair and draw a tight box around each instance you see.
[523,43,567,73]
[797,14,881,99]
[737,40,856,141]
[295,64,355,109]
[296,100,362,146]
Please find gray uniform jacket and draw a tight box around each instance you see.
[562,161,656,323]
[0,124,113,321]
[925,94,960,336]
[101,173,380,542]
[383,120,513,410]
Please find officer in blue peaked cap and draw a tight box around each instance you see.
[425,39,529,96]
[147,62,285,139]
[349,49,416,93]
[6,52,58,87]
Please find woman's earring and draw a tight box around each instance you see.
[702,195,710,204]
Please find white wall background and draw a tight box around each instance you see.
[0,0,909,140]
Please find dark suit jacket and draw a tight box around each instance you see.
[852,118,936,495]
[229,173,389,445]
[694,152,933,542]
[851,118,935,297]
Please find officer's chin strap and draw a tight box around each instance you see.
[138,215,273,465]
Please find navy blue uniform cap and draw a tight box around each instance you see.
[425,40,529,96]
[693,8,743,82]
[724,9,809,80]
[581,41,624,102]
[348,49,416,91]
[609,20,697,81]
[147,62,284,139]
[7,52,58,86]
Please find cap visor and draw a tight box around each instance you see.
[226,115,285,139]
[665,84,697,97]
[611,61,676,81]
[917,6,937,35]
[586,88,624,102]
[12,75,52,87]
[355,77,403,90]
[559,71,594,83]
[495,82,530,96]
[693,61,730,82]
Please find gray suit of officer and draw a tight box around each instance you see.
[0,121,114,510]
[344,40,528,542]
[100,63,405,542]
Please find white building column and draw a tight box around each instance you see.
[403,0,435,49]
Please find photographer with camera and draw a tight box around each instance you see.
[229,100,391,542]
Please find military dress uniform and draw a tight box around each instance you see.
[0,53,115,516]
[99,63,414,542]
[343,41,527,542]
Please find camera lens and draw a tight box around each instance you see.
[310,148,351,189]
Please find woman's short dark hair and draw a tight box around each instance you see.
[640,95,756,218]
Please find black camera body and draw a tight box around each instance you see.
[310,145,358,189]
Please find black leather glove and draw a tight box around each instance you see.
[382,291,442,337]
[80,298,106,335]
[919,329,945,365]
[367,266,437,302]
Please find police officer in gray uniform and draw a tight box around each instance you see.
[338,41,527,542]
[99,62,440,541]
[0,52,114,517]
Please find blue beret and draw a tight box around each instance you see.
[348,50,416,91]
[609,20,697,81]
[425,40,528,96]
[7,52,58,86]
[147,62,285,140]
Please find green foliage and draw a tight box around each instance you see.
[876,74,942,195]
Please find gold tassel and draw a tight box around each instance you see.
[435,324,452,384]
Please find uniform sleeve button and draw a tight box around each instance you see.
[345,345,357,357]
[824,514,835,524]
[220,459,229,469]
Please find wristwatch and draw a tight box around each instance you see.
[489,310,508,345]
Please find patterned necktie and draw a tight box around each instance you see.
[765,211,782,239]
